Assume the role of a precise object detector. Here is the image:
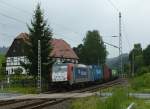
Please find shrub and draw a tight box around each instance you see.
[71,88,129,109]
[131,73,150,91]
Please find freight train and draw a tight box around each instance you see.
[51,63,118,85]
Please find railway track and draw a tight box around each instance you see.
[45,77,126,94]
[0,78,127,109]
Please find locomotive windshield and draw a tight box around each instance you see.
[53,65,67,73]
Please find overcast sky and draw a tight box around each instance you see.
[0,0,150,58]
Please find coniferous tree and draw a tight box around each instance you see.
[26,4,53,81]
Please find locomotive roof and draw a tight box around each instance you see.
[6,32,79,60]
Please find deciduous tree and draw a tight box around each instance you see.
[77,30,107,65]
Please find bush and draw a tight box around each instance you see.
[104,88,129,109]
[71,88,129,109]
[137,66,150,75]
[131,73,150,91]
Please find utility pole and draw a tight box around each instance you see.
[37,40,41,93]
[119,12,123,76]
[132,51,134,77]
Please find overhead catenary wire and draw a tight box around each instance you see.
[122,18,131,50]
[0,0,32,15]
[0,12,26,24]
[0,0,83,44]
[0,0,83,43]
[107,0,119,12]
[106,0,131,50]
[0,0,131,52]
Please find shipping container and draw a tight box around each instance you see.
[109,68,112,79]
[112,69,118,78]
[72,64,91,84]
[103,64,111,81]
[91,65,103,81]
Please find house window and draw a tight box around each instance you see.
[12,69,14,73]
[6,70,8,75]
[10,57,14,62]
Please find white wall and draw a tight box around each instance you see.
[6,56,28,75]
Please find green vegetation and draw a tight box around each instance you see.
[0,74,37,94]
[143,45,150,66]
[0,87,37,94]
[0,54,6,80]
[0,54,5,64]
[71,86,150,109]
[73,30,107,65]
[134,99,150,109]
[129,43,150,76]
[129,43,143,75]
[71,88,130,109]
[21,3,53,91]
[130,73,150,93]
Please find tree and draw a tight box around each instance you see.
[78,30,107,65]
[26,4,53,81]
[73,44,83,63]
[129,43,143,75]
[0,54,6,80]
[143,45,150,66]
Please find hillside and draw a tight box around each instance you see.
[106,53,129,69]
[0,46,8,54]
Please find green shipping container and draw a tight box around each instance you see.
[112,69,118,77]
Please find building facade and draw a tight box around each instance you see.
[6,33,79,75]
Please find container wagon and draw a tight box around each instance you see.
[51,63,113,86]
[111,69,118,79]
[52,63,91,85]
[103,64,111,81]
[90,65,103,81]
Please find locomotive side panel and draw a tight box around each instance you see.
[67,63,74,85]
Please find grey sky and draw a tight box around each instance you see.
[0,0,149,58]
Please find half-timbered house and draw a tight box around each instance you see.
[6,33,79,75]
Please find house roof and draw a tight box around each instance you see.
[6,33,79,59]
[51,39,79,59]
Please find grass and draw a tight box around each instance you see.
[129,73,150,93]
[70,86,150,109]
[133,99,150,109]
[71,88,130,109]
[0,86,37,94]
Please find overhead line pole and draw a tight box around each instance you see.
[119,12,123,76]
[38,40,41,93]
